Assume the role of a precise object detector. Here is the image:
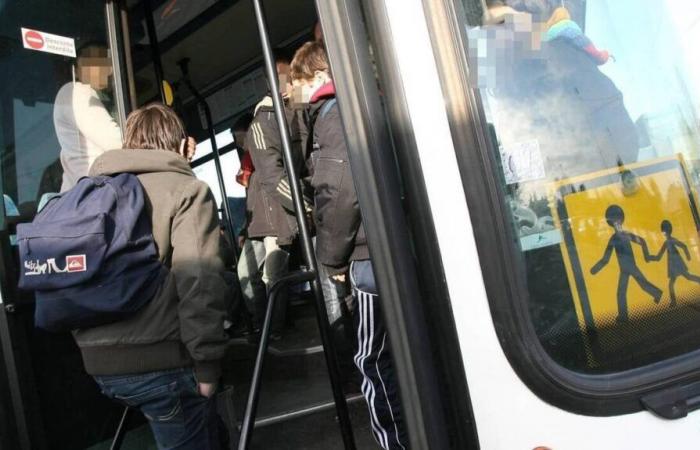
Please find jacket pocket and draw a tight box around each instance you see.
[115,380,184,422]
[311,157,345,234]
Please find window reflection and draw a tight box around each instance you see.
[468,1,700,373]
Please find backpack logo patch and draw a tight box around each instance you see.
[24,255,87,276]
[66,255,87,272]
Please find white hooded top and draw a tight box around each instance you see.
[53,81,123,192]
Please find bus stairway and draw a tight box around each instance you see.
[106,281,380,450]
[229,273,380,450]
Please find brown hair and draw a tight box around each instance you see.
[290,41,329,81]
[123,103,187,152]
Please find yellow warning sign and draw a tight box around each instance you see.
[551,156,700,334]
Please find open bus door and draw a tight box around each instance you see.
[369,0,700,448]
[1,0,464,448]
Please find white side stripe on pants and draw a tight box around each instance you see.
[376,334,406,450]
[354,289,398,449]
[355,291,386,447]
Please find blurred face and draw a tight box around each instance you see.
[291,70,330,106]
[276,61,293,98]
[314,22,323,42]
[77,46,112,91]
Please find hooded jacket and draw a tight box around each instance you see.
[308,82,369,275]
[244,96,306,245]
[73,149,229,383]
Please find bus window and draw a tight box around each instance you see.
[192,141,247,238]
[1,7,122,220]
[464,0,700,378]
[0,2,133,449]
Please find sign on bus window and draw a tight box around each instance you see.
[552,156,700,367]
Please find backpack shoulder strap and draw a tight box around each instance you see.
[319,98,338,119]
[308,98,338,158]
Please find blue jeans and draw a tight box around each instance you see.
[94,368,222,450]
[237,237,290,332]
[312,236,343,323]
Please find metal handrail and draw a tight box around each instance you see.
[109,406,131,450]
[237,270,317,450]
[250,1,356,448]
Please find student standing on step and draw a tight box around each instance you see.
[77,104,229,449]
[237,56,305,340]
[290,41,409,450]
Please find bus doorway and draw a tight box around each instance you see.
[120,1,377,449]
[120,1,379,449]
[0,0,380,449]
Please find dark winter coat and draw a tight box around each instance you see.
[308,82,369,275]
[244,97,305,245]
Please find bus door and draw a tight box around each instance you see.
[365,0,700,448]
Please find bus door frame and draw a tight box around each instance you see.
[316,0,479,448]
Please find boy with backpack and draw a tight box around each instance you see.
[22,103,229,449]
[290,42,409,450]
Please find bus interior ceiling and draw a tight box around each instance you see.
[110,1,378,450]
[127,0,317,141]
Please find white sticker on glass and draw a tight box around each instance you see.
[500,139,546,185]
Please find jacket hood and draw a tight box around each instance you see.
[89,149,194,177]
[310,81,336,103]
[254,96,274,115]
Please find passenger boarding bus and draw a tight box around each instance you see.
[1,0,699,448]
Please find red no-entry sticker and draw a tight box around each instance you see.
[24,30,45,50]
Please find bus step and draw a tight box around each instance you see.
[252,393,364,428]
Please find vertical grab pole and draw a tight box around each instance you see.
[142,0,166,103]
[105,1,128,132]
[250,1,356,449]
[237,271,317,450]
[179,69,239,266]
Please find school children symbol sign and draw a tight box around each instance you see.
[552,156,700,334]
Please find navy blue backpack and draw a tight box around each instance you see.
[17,174,166,332]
